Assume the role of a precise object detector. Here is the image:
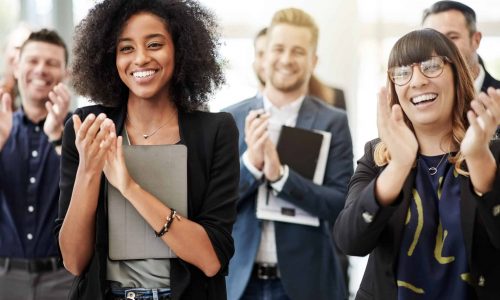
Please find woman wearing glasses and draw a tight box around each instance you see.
[334,29,500,299]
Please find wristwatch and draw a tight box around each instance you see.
[50,137,63,147]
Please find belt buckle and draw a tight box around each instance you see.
[256,263,278,280]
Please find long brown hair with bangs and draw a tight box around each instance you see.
[374,29,475,175]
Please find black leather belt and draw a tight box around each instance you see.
[0,257,63,273]
[252,263,280,280]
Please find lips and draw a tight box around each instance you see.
[411,93,437,105]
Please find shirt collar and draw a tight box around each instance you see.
[18,106,46,126]
[474,64,485,94]
[262,94,305,116]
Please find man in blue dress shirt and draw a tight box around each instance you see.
[0,29,73,300]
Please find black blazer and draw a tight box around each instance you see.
[334,139,500,300]
[479,56,500,92]
[55,105,240,300]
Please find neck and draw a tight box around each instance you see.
[470,63,480,80]
[414,125,455,156]
[263,85,307,108]
[21,100,48,123]
[126,95,177,130]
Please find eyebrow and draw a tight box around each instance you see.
[117,33,166,43]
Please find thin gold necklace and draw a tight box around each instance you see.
[127,110,176,140]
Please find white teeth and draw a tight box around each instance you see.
[32,79,48,86]
[412,93,437,104]
[133,70,156,78]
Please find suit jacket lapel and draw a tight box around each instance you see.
[391,169,416,258]
[459,176,476,265]
[295,96,317,129]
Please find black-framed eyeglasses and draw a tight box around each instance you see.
[388,56,452,86]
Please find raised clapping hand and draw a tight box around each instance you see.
[375,87,419,206]
[103,134,133,194]
[461,88,500,157]
[0,92,13,150]
[245,109,270,170]
[377,87,418,168]
[73,113,115,176]
[44,83,71,141]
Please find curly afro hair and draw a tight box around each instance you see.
[71,0,224,111]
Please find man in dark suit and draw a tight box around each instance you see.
[423,1,500,92]
[225,8,353,300]
[423,1,500,137]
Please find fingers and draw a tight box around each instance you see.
[472,92,497,132]
[72,115,82,136]
[249,118,269,143]
[391,104,405,123]
[94,118,114,148]
[484,88,500,124]
[466,110,480,134]
[1,93,12,113]
[86,113,107,140]
[48,83,71,117]
[245,109,265,130]
[377,87,391,125]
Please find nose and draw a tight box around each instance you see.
[33,61,47,75]
[133,47,151,66]
[279,50,293,65]
[409,65,428,88]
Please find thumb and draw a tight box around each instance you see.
[45,101,54,115]
[391,104,405,123]
[1,93,12,113]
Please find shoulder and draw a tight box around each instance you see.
[222,96,259,115]
[180,110,238,143]
[484,69,500,89]
[361,138,382,164]
[73,105,120,118]
[306,96,347,119]
[182,110,235,127]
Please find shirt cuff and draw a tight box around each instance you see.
[269,165,289,192]
[242,151,264,180]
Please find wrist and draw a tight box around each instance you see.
[268,164,285,183]
[47,127,63,143]
[121,180,140,199]
[248,154,264,171]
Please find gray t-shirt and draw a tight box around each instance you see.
[107,258,170,288]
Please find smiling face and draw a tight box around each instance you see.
[264,24,317,95]
[394,56,455,131]
[15,41,66,107]
[423,10,480,73]
[116,12,175,101]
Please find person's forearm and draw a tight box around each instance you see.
[122,183,221,277]
[59,166,101,276]
[466,149,496,194]
[375,161,413,206]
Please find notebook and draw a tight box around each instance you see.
[107,144,188,260]
[256,126,331,226]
